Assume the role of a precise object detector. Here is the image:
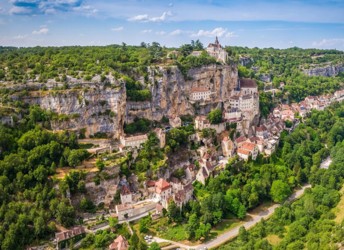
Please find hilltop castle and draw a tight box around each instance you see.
[206,36,228,63]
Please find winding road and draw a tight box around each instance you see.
[154,184,311,250]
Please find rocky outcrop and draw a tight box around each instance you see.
[21,84,126,138]
[10,63,240,138]
[126,64,238,122]
[303,64,344,77]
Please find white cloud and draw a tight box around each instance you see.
[225,32,236,38]
[191,27,229,38]
[13,34,28,40]
[32,27,49,35]
[312,38,344,48]
[128,11,172,22]
[169,29,182,36]
[111,26,124,32]
[141,29,152,33]
[10,6,32,14]
[155,31,166,35]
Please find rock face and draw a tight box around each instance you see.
[14,63,239,138]
[303,64,344,77]
[126,64,238,122]
[22,84,126,138]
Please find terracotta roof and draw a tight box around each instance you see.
[116,204,133,212]
[146,180,156,187]
[191,87,210,93]
[109,235,129,250]
[256,125,267,132]
[237,148,251,156]
[155,178,171,194]
[235,136,247,144]
[240,78,257,88]
[240,142,256,151]
[121,185,131,196]
[55,226,85,243]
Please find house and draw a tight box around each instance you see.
[281,109,294,121]
[184,164,196,181]
[196,167,209,185]
[224,107,242,121]
[248,136,264,153]
[120,185,132,205]
[154,128,166,148]
[237,142,259,161]
[239,78,258,95]
[55,226,86,250]
[120,134,148,148]
[235,136,247,148]
[173,183,194,209]
[109,235,129,250]
[152,203,164,219]
[169,116,182,128]
[206,36,228,63]
[264,138,279,156]
[116,204,134,221]
[255,125,268,139]
[194,115,210,130]
[155,178,172,208]
[222,137,235,157]
[190,87,212,101]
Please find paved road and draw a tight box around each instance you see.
[154,184,311,250]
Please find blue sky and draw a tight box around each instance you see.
[1,0,344,50]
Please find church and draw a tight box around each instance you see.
[206,36,228,63]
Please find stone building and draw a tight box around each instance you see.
[190,87,212,101]
[120,134,148,148]
[206,36,228,63]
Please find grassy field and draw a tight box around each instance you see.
[266,234,282,246]
[333,185,344,224]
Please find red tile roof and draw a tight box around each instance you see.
[109,235,129,250]
[155,178,171,194]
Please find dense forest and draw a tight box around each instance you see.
[0,106,90,250]
[227,46,344,102]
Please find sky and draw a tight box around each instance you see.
[0,0,344,50]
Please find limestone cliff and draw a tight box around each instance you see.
[303,64,344,77]
[21,84,126,138]
[126,64,238,122]
[9,63,239,138]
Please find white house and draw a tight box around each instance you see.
[190,87,212,101]
[237,142,259,161]
[120,134,148,148]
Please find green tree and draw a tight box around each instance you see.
[270,180,291,203]
[148,242,161,250]
[208,109,222,124]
